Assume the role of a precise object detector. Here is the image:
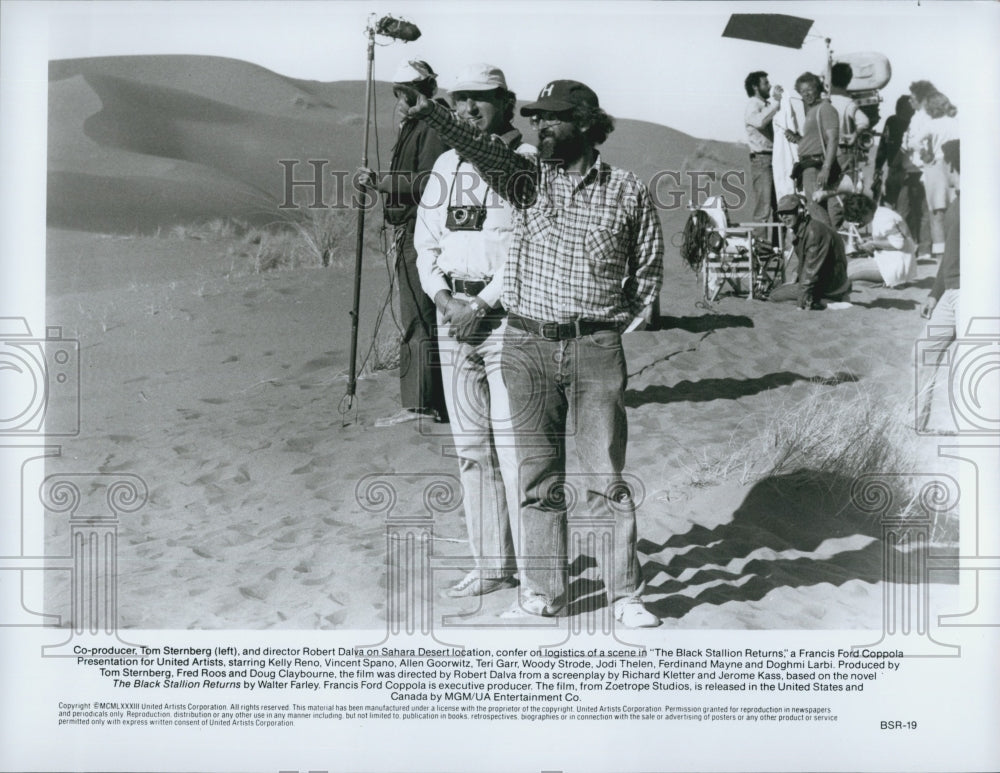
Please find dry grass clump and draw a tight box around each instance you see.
[754,384,912,482]
[170,218,249,241]
[289,207,360,269]
[679,381,957,536]
[166,209,384,274]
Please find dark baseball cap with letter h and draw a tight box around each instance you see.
[520,80,600,116]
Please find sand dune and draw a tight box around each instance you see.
[48,54,746,234]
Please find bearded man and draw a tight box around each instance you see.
[395,79,664,628]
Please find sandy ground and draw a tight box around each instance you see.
[43,224,959,631]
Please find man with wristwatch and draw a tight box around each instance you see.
[414,64,534,598]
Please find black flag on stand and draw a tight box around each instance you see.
[722,14,814,49]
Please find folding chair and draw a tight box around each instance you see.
[693,197,785,301]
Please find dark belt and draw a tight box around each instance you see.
[750,151,773,159]
[507,313,619,341]
[448,276,489,296]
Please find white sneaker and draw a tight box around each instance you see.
[614,599,660,628]
[500,592,564,619]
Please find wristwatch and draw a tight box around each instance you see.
[469,297,489,318]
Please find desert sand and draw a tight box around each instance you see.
[42,55,958,631]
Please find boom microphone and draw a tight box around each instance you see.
[375,15,421,41]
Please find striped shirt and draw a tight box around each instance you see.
[423,101,663,325]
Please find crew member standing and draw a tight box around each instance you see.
[916,139,960,431]
[361,60,449,426]
[792,72,841,227]
[744,71,783,241]
[414,63,534,597]
[827,62,870,193]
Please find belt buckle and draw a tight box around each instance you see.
[540,322,559,340]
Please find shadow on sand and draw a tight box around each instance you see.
[567,468,957,621]
[651,314,754,333]
[624,371,859,408]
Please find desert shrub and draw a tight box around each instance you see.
[170,218,249,241]
[681,380,955,534]
[755,384,912,482]
[168,208,385,273]
[291,207,359,269]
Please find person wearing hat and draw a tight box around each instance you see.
[362,60,449,427]
[413,63,534,598]
[769,193,852,309]
[394,78,664,628]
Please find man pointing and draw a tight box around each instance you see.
[395,78,664,628]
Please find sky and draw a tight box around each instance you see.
[25,0,988,142]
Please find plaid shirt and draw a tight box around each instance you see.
[424,102,663,325]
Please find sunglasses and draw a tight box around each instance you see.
[529,110,573,127]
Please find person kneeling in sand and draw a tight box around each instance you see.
[841,193,917,289]
[414,64,534,598]
[769,194,851,310]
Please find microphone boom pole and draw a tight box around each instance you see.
[342,15,421,424]
[342,22,377,422]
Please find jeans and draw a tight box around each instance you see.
[923,160,950,254]
[916,289,959,431]
[500,325,643,608]
[768,277,852,305]
[750,154,776,241]
[438,312,518,579]
[395,225,447,417]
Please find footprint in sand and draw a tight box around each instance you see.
[323,610,347,627]
[300,354,337,373]
[284,437,316,453]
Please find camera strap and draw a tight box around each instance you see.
[447,128,523,206]
[447,157,465,207]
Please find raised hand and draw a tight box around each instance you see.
[392,83,432,119]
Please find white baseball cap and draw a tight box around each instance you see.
[451,63,508,93]
[391,59,437,84]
